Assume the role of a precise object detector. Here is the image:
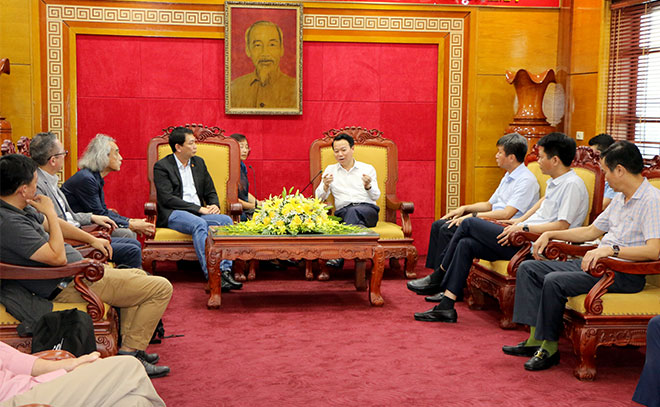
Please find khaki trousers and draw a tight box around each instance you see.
[54,267,173,350]
[1,356,165,407]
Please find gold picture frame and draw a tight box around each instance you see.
[225,1,303,115]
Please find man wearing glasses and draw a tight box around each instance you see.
[30,132,142,268]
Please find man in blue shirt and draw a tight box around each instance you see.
[589,133,617,208]
[409,132,539,297]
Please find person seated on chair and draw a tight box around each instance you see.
[413,132,539,286]
[152,127,242,291]
[588,133,617,209]
[502,140,660,372]
[61,134,155,240]
[633,315,660,407]
[229,133,262,222]
[0,342,165,406]
[315,133,381,269]
[30,132,142,269]
[0,154,173,378]
[412,132,589,320]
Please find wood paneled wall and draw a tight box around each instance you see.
[468,7,560,203]
[0,0,40,142]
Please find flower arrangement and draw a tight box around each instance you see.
[220,188,365,236]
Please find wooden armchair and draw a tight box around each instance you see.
[541,241,660,380]
[0,256,119,357]
[534,155,660,380]
[466,146,605,328]
[309,126,418,278]
[142,124,242,274]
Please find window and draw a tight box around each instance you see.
[606,0,660,159]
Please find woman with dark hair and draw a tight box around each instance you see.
[229,133,261,221]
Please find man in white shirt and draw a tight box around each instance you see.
[413,132,589,322]
[409,132,539,297]
[315,133,381,268]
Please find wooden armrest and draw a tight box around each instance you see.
[81,223,114,235]
[0,258,102,280]
[508,230,540,246]
[576,257,660,315]
[385,195,414,237]
[385,194,414,214]
[544,241,597,261]
[33,349,75,360]
[499,231,539,277]
[144,202,157,225]
[0,259,106,321]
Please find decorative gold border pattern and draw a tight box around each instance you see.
[44,3,465,208]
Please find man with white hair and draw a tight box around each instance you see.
[61,134,154,239]
[30,132,142,268]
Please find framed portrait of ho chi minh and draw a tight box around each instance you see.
[225,1,303,115]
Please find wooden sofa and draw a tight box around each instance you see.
[141,124,242,275]
[309,126,418,279]
[466,145,605,328]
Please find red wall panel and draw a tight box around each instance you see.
[76,35,438,254]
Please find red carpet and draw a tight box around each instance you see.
[149,259,644,406]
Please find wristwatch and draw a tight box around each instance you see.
[612,245,620,257]
[522,224,530,232]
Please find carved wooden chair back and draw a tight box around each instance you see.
[146,124,240,215]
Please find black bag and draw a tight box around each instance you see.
[31,309,96,357]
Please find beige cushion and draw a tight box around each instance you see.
[152,227,193,242]
[566,282,660,316]
[0,302,110,325]
[369,221,404,240]
[477,259,510,276]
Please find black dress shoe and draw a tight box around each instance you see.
[502,341,540,357]
[221,270,242,290]
[136,350,159,364]
[524,349,560,371]
[221,279,232,292]
[414,306,458,323]
[425,292,445,303]
[326,258,344,268]
[133,352,170,378]
[407,275,442,296]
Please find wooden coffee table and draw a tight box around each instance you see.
[205,229,385,309]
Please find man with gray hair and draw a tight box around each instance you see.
[30,132,142,268]
[408,132,540,300]
[61,134,154,239]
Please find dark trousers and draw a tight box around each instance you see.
[335,203,379,228]
[425,219,457,272]
[432,217,521,290]
[634,315,660,407]
[513,259,646,341]
[111,237,142,269]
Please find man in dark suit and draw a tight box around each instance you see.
[153,127,241,291]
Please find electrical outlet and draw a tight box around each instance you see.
[576,131,584,140]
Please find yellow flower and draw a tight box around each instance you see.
[262,216,271,225]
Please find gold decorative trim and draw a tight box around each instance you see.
[44,3,465,208]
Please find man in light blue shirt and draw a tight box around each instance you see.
[504,141,660,371]
[417,133,539,288]
[589,133,617,209]
[413,133,589,321]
